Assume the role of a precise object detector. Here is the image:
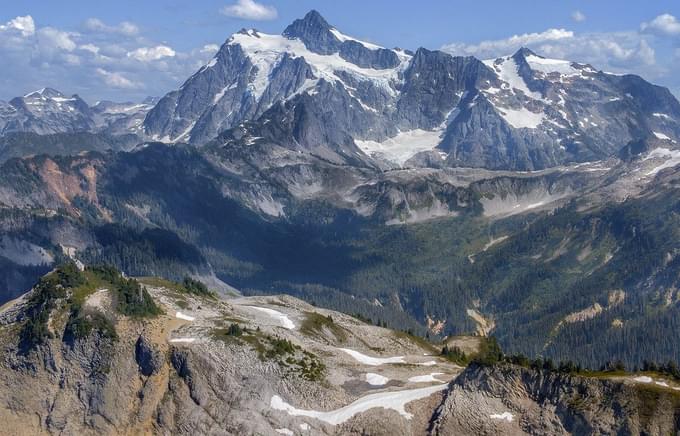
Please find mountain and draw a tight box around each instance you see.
[0,88,95,135]
[1,9,680,371]
[91,97,157,135]
[1,265,677,434]
[3,12,679,171]
[1,138,679,369]
[432,362,680,434]
[143,11,680,171]
[0,88,153,138]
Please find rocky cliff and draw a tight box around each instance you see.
[431,363,680,435]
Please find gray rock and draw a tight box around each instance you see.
[135,335,163,376]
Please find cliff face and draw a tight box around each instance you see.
[0,274,460,436]
[431,363,680,435]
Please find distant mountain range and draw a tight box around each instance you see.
[0,87,155,137]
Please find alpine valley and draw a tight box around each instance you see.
[1,10,680,435]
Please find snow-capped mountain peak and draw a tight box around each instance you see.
[5,10,678,172]
[143,10,410,145]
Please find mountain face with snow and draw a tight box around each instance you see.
[0,88,95,136]
[0,88,153,137]
[143,10,680,171]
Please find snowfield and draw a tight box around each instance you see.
[365,373,390,386]
[408,373,444,383]
[496,106,545,129]
[270,384,447,425]
[644,147,680,176]
[226,29,410,101]
[340,348,405,365]
[525,54,579,76]
[247,306,296,329]
[355,129,444,166]
[483,56,541,100]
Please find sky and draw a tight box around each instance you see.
[2,0,680,103]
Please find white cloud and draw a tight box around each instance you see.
[96,68,139,89]
[79,43,100,54]
[442,28,574,59]
[220,0,278,21]
[441,27,661,85]
[0,13,218,102]
[0,15,35,36]
[200,44,220,54]
[127,45,176,62]
[571,11,586,23]
[641,14,680,36]
[84,18,139,36]
[37,27,77,52]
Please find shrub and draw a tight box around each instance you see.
[181,277,212,296]
[115,277,163,317]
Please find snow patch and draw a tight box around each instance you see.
[525,55,579,76]
[329,28,383,50]
[416,361,438,367]
[490,412,514,422]
[656,381,669,387]
[483,56,541,100]
[496,106,545,129]
[212,83,238,104]
[248,306,295,329]
[340,348,405,366]
[644,147,680,176]
[175,311,195,322]
[275,429,294,435]
[408,373,444,383]
[634,376,653,383]
[653,131,672,141]
[365,373,390,385]
[270,384,447,425]
[169,337,197,343]
[355,129,444,166]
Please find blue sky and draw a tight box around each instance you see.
[2,0,680,102]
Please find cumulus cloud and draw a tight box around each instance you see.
[79,43,100,54]
[95,68,139,89]
[641,14,680,36]
[37,27,77,52]
[441,27,663,85]
[442,28,574,59]
[0,15,35,36]
[571,11,586,23]
[200,44,220,54]
[127,45,176,62]
[220,0,278,21]
[84,18,139,36]
[0,14,218,102]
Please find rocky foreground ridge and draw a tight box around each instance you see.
[0,266,678,435]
